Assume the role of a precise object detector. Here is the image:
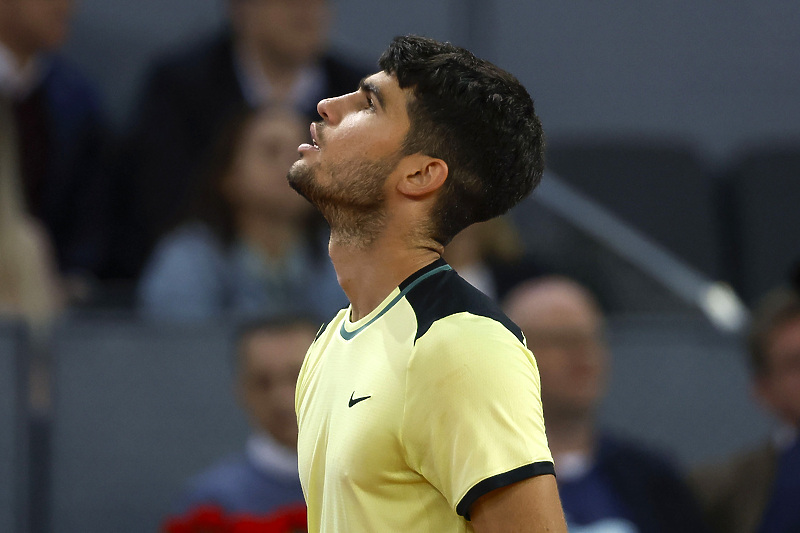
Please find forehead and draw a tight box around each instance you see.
[240,327,313,365]
[514,291,600,331]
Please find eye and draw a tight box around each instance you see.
[364,95,376,112]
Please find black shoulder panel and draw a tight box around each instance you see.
[403,261,524,344]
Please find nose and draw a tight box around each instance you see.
[316,91,357,125]
[317,97,332,121]
[317,95,347,124]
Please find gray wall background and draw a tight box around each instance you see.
[0,315,776,533]
[63,0,800,164]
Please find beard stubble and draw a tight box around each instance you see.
[287,154,402,248]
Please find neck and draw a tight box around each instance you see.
[236,209,302,260]
[329,232,443,322]
[545,414,596,458]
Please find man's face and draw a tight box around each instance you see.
[756,315,800,427]
[0,0,73,58]
[287,71,412,242]
[230,0,329,66]
[238,325,315,449]
[507,288,608,421]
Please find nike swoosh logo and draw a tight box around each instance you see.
[349,392,371,408]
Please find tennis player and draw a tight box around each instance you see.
[288,34,567,532]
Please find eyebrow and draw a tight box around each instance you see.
[358,78,386,110]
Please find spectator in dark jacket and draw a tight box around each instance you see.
[504,276,710,533]
[0,0,110,281]
[110,0,369,279]
[690,283,800,533]
[137,106,344,322]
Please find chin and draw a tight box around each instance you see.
[288,158,307,175]
[287,162,312,194]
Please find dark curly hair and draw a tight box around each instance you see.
[379,35,545,245]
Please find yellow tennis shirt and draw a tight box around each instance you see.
[296,259,554,532]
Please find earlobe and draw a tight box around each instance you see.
[398,156,448,198]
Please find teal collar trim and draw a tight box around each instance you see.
[339,264,452,340]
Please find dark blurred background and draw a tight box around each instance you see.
[2,1,799,532]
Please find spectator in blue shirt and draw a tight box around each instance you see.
[163,316,317,530]
[138,105,345,322]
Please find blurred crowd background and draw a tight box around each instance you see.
[1,0,799,532]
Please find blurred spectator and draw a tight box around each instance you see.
[504,276,709,533]
[0,95,64,328]
[690,285,800,533]
[138,105,345,322]
[162,316,316,532]
[110,0,368,279]
[2,100,62,521]
[0,0,110,281]
[443,216,543,301]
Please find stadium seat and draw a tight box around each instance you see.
[545,138,722,279]
[49,319,249,533]
[599,315,770,468]
[722,144,800,304]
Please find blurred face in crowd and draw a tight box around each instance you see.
[755,314,800,427]
[229,0,330,67]
[504,278,608,423]
[222,109,312,222]
[0,0,74,62]
[237,324,315,449]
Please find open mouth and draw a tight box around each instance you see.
[298,123,321,153]
[310,123,321,150]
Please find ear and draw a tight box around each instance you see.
[396,154,448,198]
